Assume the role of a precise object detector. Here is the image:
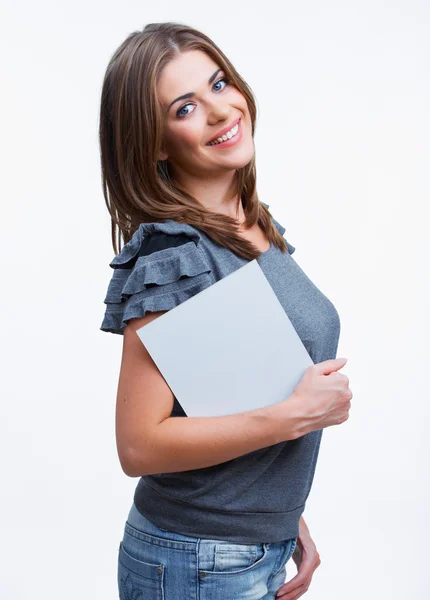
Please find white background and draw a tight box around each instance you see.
[1,1,429,598]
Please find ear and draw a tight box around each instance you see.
[158,150,168,161]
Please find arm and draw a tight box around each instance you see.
[298,515,313,544]
[116,313,301,477]
[130,399,298,477]
[275,515,322,599]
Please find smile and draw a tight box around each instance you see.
[206,119,242,148]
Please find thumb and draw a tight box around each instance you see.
[314,357,348,376]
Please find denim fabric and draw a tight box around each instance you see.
[118,502,298,600]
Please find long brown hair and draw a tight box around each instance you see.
[99,21,289,260]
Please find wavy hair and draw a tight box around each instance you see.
[99,21,289,260]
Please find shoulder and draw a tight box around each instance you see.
[100,221,213,335]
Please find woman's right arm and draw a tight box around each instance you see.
[116,312,302,478]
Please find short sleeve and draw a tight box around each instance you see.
[100,221,213,335]
[260,201,296,255]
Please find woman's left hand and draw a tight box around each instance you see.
[275,516,321,599]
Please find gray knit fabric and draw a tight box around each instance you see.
[100,202,341,543]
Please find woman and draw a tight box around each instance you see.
[99,22,352,600]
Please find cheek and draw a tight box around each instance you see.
[181,126,202,147]
[231,88,249,111]
[166,124,202,151]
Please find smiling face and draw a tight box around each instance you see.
[156,50,255,179]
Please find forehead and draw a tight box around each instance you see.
[157,50,220,107]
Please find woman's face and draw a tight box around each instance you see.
[156,50,254,178]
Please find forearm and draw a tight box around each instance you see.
[298,515,315,548]
[128,398,299,477]
[299,515,310,539]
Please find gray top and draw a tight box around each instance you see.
[100,202,341,543]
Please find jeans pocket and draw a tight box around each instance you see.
[118,541,164,600]
[268,537,298,584]
[287,537,298,561]
[209,542,268,575]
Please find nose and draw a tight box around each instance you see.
[205,98,230,124]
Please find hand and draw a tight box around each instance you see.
[276,518,321,599]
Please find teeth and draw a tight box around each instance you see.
[208,122,239,145]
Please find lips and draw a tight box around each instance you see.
[206,117,241,145]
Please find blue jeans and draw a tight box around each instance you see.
[118,502,298,599]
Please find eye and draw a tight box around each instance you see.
[175,77,230,119]
[213,76,229,92]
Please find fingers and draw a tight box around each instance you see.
[276,583,307,599]
[276,573,308,598]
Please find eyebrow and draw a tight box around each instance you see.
[167,68,223,111]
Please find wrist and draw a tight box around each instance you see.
[268,396,304,443]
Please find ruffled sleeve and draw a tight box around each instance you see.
[260,201,296,255]
[100,221,213,335]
